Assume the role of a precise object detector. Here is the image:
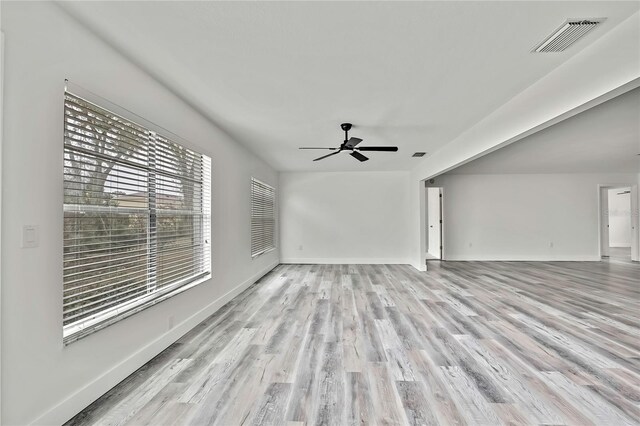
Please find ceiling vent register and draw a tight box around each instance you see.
[534,19,604,53]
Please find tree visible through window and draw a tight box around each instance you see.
[63,91,211,344]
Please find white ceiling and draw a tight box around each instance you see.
[60,1,640,172]
[446,87,640,174]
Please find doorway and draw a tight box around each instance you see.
[599,185,635,262]
[426,186,443,261]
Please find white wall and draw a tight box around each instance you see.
[1,3,278,425]
[408,13,640,269]
[279,172,412,264]
[608,188,632,247]
[433,173,637,261]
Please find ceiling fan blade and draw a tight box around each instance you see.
[299,147,338,150]
[345,137,363,148]
[350,151,369,162]
[356,146,398,152]
[313,150,342,161]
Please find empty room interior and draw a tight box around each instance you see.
[1,1,639,425]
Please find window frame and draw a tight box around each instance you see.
[250,177,276,258]
[62,86,212,345]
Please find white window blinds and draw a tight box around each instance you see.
[251,178,276,257]
[63,91,211,344]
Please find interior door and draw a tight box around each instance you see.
[427,187,441,259]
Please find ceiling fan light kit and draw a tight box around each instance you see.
[299,123,399,162]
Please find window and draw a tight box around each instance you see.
[63,91,211,344]
[251,178,276,257]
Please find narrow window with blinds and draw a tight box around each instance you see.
[251,178,276,257]
[63,91,211,344]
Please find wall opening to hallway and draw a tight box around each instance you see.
[425,185,443,261]
[599,184,636,262]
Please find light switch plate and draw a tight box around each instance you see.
[22,225,40,248]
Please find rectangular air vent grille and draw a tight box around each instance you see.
[534,19,603,53]
[412,152,426,157]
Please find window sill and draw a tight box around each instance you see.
[63,273,211,346]
[252,246,276,259]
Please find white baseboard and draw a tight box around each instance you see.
[411,255,602,270]
[411,262,427,272]
[32,261,279,426]
[443,255,601,262]
[609,244,631,248]
[280,257,410,265]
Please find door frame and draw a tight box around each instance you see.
[0,30,5,421]
[598,183,635,259]
[598,186,610,257]
[438,187,444,259]
[631,184,639,262]
[425,185,444,261]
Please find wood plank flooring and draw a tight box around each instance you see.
[66,261,640,425]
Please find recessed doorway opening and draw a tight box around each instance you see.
[425,186,443,262]
[599,184,638,263]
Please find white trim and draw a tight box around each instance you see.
[418,180,426,270]
[632,184,639,262]
[597,183,634,259]
[440,187,445,261]
[598,186,611,258]
[443,256,601,262]
[411,262,427,272]
[32,261,279,426]
[280,258,411,265]
[0,29,5,424]
[252,246,276,259]
[425,186,444,260]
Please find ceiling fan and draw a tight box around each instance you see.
[299,123,398,162]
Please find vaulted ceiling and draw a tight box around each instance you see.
[60,1,640,172]
[448,87,640,174]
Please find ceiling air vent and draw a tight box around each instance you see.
[534,19,604,53]
[412,152,426,157]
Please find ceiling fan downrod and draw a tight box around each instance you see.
[341,122,352,143]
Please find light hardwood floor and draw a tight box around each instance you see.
[66,261,640,425]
